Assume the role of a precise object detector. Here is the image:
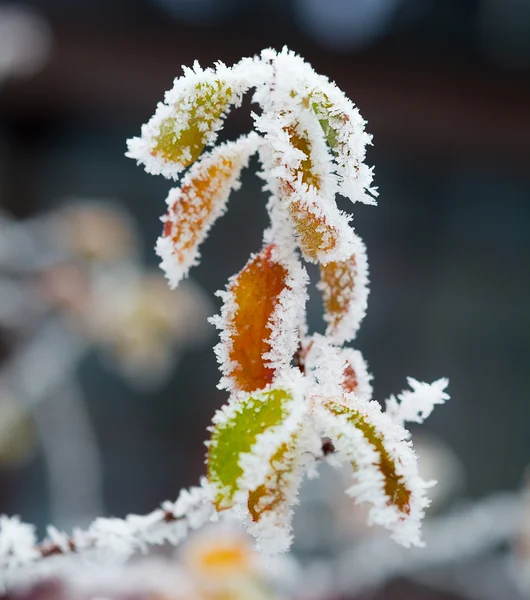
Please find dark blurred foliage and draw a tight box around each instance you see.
[0,0,529,542]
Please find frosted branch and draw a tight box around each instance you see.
[0,480,216,586]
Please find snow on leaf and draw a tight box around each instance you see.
[210,243,308,394]
[156,133,259,288]
[126,60,255,179]
[309,87,378,206]
[276,116,354,264]
[317,233,369,344]
[207,385,304,513]
[244,422,315,554]
[256,47,377,206]
[314,396,430,547]
[255,101,356,265]
[386,377,450,429]
[340,348,372,400]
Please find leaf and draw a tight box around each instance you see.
[152,81,234,169]
[245,429,305,553]
[277,117,355,264]
[156,134,259,288]
[211,243,307,394]
[126,61,252,179]
[247,440,296,523]
[340,348,373,402]
[315,396,429,547]
[317,234,369,344]
[286,198,342,263]
[309,87,377,205]
[207,388,297,511]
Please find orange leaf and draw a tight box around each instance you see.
[276,122,345,263]
[318,236,369,344]
[214,244,305,392]
[157,135,257,288]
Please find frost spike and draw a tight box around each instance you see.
[210,243,308,394]
[156,133,259,288]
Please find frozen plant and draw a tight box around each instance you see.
[127,48,450,552]
[0,48,450,581]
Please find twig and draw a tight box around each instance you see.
[0,480,215,586]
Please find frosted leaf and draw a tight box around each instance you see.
[340,348,373,401]
[310,86,377,205]
[207,380,306,511]
[156,133,260,288]
[314,396,431,547]
[256,48,377,205]
[386,378,450,429]
[317,233,369,344]
[210,243,308,394]
[255,104,356,265]
[0,515,39,570]
[245,423,319,554]
[126,58,260,179]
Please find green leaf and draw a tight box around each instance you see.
[207,388,294,510]
[311,97,339,150]
[152,80,235,169]
[323,399,411,514]
[310,94,340,152]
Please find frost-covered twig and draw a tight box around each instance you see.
[0,479,215,585]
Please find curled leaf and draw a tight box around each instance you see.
[156,134,259,288]
[314,396,430,547]
[317,234,369,344]
[126,60,254,179]
[211,243,307,394]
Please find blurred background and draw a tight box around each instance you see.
[0,0,529,598]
